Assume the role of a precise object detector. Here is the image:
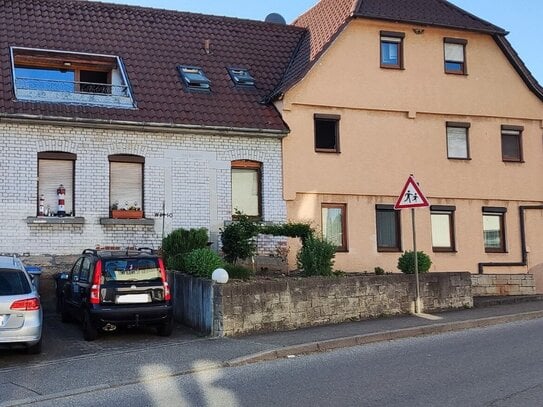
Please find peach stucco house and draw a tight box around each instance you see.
[274,0,543,276]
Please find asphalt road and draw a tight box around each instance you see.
[25,317,543,407]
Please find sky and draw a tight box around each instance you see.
[103,0,542,84]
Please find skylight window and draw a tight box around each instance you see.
[228,68,255,87]
[178,66,211,91]
[11,47,135,108]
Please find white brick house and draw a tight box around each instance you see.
[1,122,285,255]
[0,0,305,261]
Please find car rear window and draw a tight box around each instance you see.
[0,269,31,295]
[103,258,162,282]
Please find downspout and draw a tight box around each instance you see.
[478,205,543,274]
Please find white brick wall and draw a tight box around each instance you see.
[0,122,286,255]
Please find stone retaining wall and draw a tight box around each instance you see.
[471,274,536,296]
[172,272,472,337]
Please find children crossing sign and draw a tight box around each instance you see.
[394,175,429,210]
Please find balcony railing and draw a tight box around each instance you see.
[15,77,134,108]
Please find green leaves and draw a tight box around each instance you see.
[162,228,209,271]
[397,251,432,274]
[296,235,336,276]
[184,248,225,278]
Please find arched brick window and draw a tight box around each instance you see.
[37,151,76,216]
[108,154,145,216]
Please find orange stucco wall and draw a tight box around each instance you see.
[280,19,543,274]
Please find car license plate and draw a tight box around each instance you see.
[116,294,150,304]
[0,315,5,327]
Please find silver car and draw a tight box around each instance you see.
[0,256,43,354]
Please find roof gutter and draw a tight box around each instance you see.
[0,112,289,138]
[478,205,543,274]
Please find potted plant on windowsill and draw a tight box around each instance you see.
[110,201,143,219]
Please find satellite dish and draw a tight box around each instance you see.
[265,13,286,25]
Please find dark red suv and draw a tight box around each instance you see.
[56,248,173,341]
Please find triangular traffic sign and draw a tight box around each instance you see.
[394,176,430,209]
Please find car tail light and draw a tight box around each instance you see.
[11,297,41,311]
[90,260,103,305]
[158,258,171,301]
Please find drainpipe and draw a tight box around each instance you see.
[478,205,543,274]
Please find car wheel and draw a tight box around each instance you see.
[156,318,173,337]
[82,311,98,342]
[26,338,42,355]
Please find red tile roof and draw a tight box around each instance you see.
[0,0,305,132]
[354,0,506,35]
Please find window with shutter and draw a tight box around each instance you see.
[109,155,144,217]
[380,31,404,69]
[446,122,470,159]
[37,152,76,216]
[501,126,523,162]
[444,38,467,74]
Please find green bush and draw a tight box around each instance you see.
[296,235,336,276]
[162,228,209,271]
[397,251,432,274]
[224,263,253,280]
[220,213,260,264]
[374,266,385,276]
[184,248,225,278]
[260,222,314,244]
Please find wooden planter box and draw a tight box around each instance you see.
[111,210,143,219]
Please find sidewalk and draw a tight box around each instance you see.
[2,299,543,406]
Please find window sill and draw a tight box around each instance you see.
[315,149,340,154]
[502,159,524,163]
[448,157,471,161]
[100,218,155,226]
[377,248,402,253]
[380,65,404,70]
[445,71,468,76]
[26,216,85,225]
[433,248,457,253]
[485,249,508,254]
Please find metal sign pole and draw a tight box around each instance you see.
[161,200,166,241]
[412,207,421,313]
[154,200,173,243]
[395,175,428,314]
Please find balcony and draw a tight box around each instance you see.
[15,77,134,108]
[11,47,135,109]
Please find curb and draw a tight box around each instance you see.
[226,310,543,367]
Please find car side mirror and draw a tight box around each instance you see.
[25,266,42,278]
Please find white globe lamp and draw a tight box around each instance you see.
[212,268,229,284]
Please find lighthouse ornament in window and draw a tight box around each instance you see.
[38,194,46,216]
[57,184,66,217]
